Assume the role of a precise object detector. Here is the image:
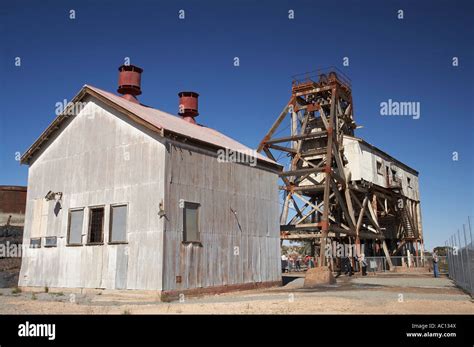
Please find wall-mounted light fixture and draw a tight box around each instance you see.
[158,200,167,219]
[45,191,63,201]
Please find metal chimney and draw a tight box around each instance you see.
[178,91,199,124]
[117,64,143,103]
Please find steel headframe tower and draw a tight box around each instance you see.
[257,68,396,268]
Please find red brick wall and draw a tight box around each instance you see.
[0,186,27,215]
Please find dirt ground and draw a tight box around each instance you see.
[0,273,472,314]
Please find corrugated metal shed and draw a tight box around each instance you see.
[18,82,282,296]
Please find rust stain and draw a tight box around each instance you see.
[161,280,281,302]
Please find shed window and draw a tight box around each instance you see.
[110,205,127,243]
[376,161,383,175]
[67,209,84,245]
[88,207,105,244]
[30,238,41,248]
[44,236,57,247]
[183,202,200,242]
[407,177,412,188]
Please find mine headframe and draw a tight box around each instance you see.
[258,67,393,268]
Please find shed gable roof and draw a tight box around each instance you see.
[21,85,279,169]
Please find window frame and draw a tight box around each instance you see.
[108,204,129,244]
[376,160,384,175]
[87,205,105,245]
[44,236,57,247]
[182,201,201,244]
[391,169,398,182]
[30,238,41,248]
[67,208,85,246]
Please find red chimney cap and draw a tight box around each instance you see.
[118,64,143,73]
[178,91,199,124]
[178,91,199,98]
[117,64,143,98]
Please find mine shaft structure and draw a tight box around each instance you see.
[258,68,423,269]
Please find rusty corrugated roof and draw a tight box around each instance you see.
[21,85,280,169]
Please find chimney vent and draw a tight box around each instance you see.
[178,91,199,124]
[118,64,143,103]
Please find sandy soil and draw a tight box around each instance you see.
[0,274,472,315]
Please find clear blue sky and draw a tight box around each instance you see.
[1,0,472,250]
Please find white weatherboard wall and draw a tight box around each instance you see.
[343,136,420,201]
[19,97,166,290]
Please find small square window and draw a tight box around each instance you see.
[30,238,41,248]
[183,202,200,243]
[88,207,105,244]
[44,236,57,247]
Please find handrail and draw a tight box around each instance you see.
[291,66,352,88]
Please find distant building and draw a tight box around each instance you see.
[0,185,27,226]
[342,135,422,244]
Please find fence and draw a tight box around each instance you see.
[445,217,473,296]
[364,256,447,274]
